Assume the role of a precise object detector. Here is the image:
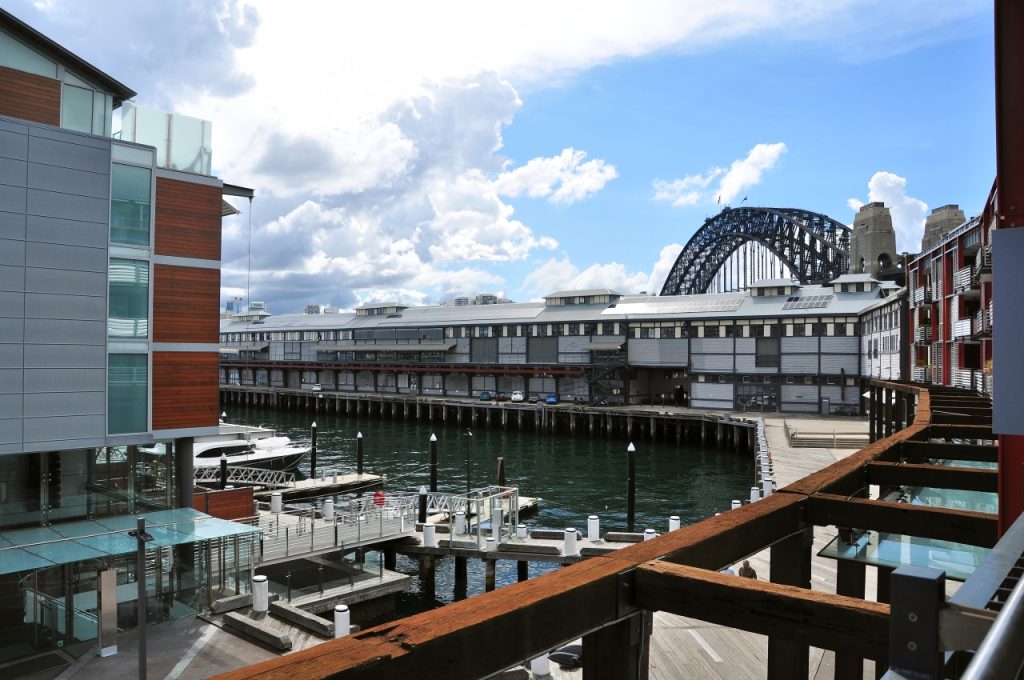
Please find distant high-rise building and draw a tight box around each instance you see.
[305,304,323,315]
[248,300,267,313]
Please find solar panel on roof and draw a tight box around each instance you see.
[781,295,833,310]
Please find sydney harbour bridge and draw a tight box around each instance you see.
[659,207,852,296]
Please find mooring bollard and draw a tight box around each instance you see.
[750,486,760,503]
[731,499,742,511]
[423,522,437,548]
[418,485,428,524]
[455,511,466,534]
[564,528,577,555]
[324,499,334,520]
[485,537,496,552]
[644,528,657,541]
[669,515,680,532]
[334,604,350,639]
[587,515,600,541]
[530,655,551,676]
[271,492,282,514]
[762,478,773,497]
[252,574,268,613]
[333,470,338,484]
[516,523,527,538]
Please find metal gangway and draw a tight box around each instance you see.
[194,465,295,489]
[245,487,522,565]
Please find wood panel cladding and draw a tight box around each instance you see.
[0,65,60,126]
[154,177,222,260]
[153,351,219,430]
[194,487,254,521]
[153,264,220,343]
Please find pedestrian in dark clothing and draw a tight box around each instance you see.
[738,560,757,579]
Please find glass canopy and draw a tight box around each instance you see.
[819,529,990,581]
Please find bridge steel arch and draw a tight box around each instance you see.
[659,207,852,296]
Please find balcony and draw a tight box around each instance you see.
[911,365,932,383]
[914,326,932,343]
[911,287,931,306]
[951,367,974,389]
[117,102,213,176]
[953,266,973,293]
[952,318,973,339]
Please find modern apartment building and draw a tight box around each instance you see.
[0,9,255,661]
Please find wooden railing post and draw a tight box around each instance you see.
[767,525,813,679]
[582,610,651,680]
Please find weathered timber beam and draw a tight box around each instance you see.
[892,441,998,463]
[865,461,998,492]
[806,494,998,548]
[633,561,889,660]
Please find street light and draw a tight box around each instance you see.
[127,517,154,680]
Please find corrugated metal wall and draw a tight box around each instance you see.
[780,384,818,412]
[692,354,734,371]
[691,382,733,409]
[627,339,689,365]
[781,354,819,373]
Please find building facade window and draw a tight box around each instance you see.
[107,258,149,338]
[110,163,152,246]
[108,354,148,434]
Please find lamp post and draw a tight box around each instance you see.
[128,517,154,680]
[464,429,473,493]
[626,442,636,531]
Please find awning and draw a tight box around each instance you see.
[0,508,260,576]
[316,342,456,353]
[219,342,268,352]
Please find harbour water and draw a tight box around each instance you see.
[226,404,754,614]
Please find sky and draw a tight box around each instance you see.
[9,1,995,313]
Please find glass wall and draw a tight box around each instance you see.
[119,103,213,176]
[60,72,113,136]
[108,259,149,337]
[110,163,152,246]
[108,355,148,435]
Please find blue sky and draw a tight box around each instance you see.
[7,1,995,313]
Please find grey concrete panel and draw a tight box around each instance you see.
[23,368,105,392]
[690,338,733,353]
[25,267,106,296]
[26,293,106,320]
[0,157,26,186]
[0,343,22,367]
[692,354,733,372]
[24,344,105,369]
[25,241,106,272]
[0,265,23,292]
[734,355,780,374]
[0,184,26,212]
[27,188,108,223]
[0,238,25,266]
[735,338,755,354]
[27,135,110,173]
[28,162,109,198]
[820,337,859,353]
[781,354,819,373]
[23,414,105,443]
[24,391,104,417]
[0,369,23,393]
[0,291,24,317]
[27,215,107,248]
[0,211,26,240]
[0,317,22,342]
[0,394,22,418]
[24,318,105,345]
[0,118,28,133]
[29,125,111,150]
[0,129,28,160]
[0,418,21,445]
[691,382,733,400]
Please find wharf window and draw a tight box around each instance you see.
[723,324,737,338]
[639,327,656,339]
[110,164,152,246]
[582,323,596,335]
[421,351,444,362]
[284,342,301,359]
[568,323,581,336]
[108,259,149,338]
[835,323,848,337]
[793,323,807,337]
[600,322,616,335]
[704,325,720,338]
[755,337,780,368]
[108,354,147,434]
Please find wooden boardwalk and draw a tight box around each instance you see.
[544,414,875,680]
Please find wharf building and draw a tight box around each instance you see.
[0,8,255,663]
[220,278,901,416]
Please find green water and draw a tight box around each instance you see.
[226,404,754,611]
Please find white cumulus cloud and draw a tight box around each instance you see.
[848,171,929,252]
[494,148,618,204]
[653,143,787,208]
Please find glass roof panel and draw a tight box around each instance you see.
[819,530,990,581]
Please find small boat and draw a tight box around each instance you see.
[192,435,309,471]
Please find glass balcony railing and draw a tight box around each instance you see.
[117,103,212,176]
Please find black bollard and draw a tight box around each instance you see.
[496,457,506,487]
[418,485,428,524]
[219,453,228,490]
[626,442,636,530]
[310,421,318,479]
[356,432,364,475]
[429,434,438,493]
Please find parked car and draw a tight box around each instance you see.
[528,394,539,404]
[478,391,493,401]
[544,393,558,405]
[495,392,509,402]
[510,390,525,402]
[311,383,323,392]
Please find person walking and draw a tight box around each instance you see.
[738,560,757,579]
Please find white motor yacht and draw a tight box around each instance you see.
[192,435,309,470]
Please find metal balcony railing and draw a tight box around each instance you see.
[911,366,932,383]
[953,318,973,339]
[915,326,933,343]
[954,266,973,292]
